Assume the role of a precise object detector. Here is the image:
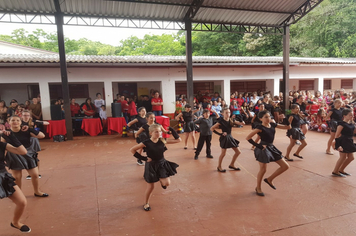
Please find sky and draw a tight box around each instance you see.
[0,22,178,46]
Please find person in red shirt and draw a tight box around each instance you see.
[117,96,129,122]
[236,93,244,106]
[308,98,320,115]
[70,98,81,117]
[201,91,211,101]
[82,98,96,117]
[128,98,138,120]
[151,91,163,116]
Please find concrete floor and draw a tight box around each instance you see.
[1,126,356,236]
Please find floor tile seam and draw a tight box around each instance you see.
[94,157,102,236]
[269,211,356,233]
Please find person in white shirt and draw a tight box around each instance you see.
[94,93,105,115]
[211,100,222,117]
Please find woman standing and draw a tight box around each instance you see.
[130,124,180,211]
[175,105,196,150]
[1,116,48,197]
[332,109,356,177]
[246,110,290,196]
[82,98,96,117]
[0,131,31,232]
[211,108,244,172]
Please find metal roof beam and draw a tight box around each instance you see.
[184,0,205,21]
[283,0,324,25]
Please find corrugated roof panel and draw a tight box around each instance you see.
[195,8,289,26]
[203,0,307,13]
[0,0,55,13]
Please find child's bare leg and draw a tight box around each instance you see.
[217,149,227,170]
[257,162,267,192]
[8,186,27,228]
[229,147,241,167]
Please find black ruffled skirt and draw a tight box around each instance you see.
[254,142,283,163]
[184,121,195,133]
[219,134,239,149]
[335,135,356,153]
[329,120,338,133]
[144,158,179,183]
[287,128,305,140]
[6,149,39,170]
[0,170,16,199]
[30,137,41,152]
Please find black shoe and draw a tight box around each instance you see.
[217,167,226,172]
[143,204,151,211]
[137,160,144,166]
[332,172,346,177]
[161,184,167,189]
[228,165,241,171]
[194,147,197,150]
[206,155,214,158]
[194,155,198,160]
[34,193,49,197]
[293,153,303,159]
[184,147,187,149]
[11,222,31,233]
[26,175,31,180]
[285,157,294,162]
[339,171,351,176]
[264,178,276,190]
[255,188,265,197]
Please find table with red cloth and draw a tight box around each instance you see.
[46,120,67,138]
[155,116,170,138]
[81,118,103,136]
[107,117,127,135]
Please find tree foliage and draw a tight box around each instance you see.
[0,0,354,58]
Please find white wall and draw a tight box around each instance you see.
[0,83,35,104]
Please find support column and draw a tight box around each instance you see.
[222,79,230,105]
[39,82,51,120]
[161,79,176,114]
[282,25,290,113]
[104,81,113,117]
[353,78,356,91]
[54,0,73,140]
[185,19,194,107]
[315,77,324,93]
[273,78,280,96]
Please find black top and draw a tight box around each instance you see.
[330,108,343,121]
[136,116,147,128]
[338,121,355,137]
[194,117,213,136]
[253,113,262,124]
[256,122,277,144]
[0,142,7,171]
[290,114,301,128]
[263,102,274,114]
[293,102,308,116]
[217,117,232,134]
[182,111,193,123]
[2,129,39,148]
[142,139,167,161]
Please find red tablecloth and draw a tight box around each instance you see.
[107,117,127,135]
[81,118,103,136]
[46,120,67,138]
[155,116,170,138]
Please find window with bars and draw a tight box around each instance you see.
[341,79,353,89]
[175,82,214,96]
[49,84,89,100]
[299,80,314,91]
[230,81,266,93]
[324,80,331,90]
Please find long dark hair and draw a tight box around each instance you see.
[85,98,95,110]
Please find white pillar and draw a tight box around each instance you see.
[161,79,176,114]
[39,82,51,120]
[222,79,230,105]
[273,78,280,96]
[353,78,356,91]
[315,77,324,93]
[104,81,113,117]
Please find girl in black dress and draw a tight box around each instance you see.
[128,107,147,165]
[1,116,48,197]
[332,109,356,177]
[285,104,308,161]
[326,99,343,155]
[246,110,291,196]
[175,105,196,150]
[130,124,180,211]
[211,108,244,172]
[0,131,31,232]
[250,104,265,150]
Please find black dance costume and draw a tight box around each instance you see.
[334,121,356,153]
[2,129,40,170]
[254,123,283,163]
[134,116,148,144]
[251,112,262,129]
[329,108,344,132]
[141,139,178,183]
[0,142,17,199]
[182,111,195,132]
[286,114,305,140]
[215,117,239,149]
